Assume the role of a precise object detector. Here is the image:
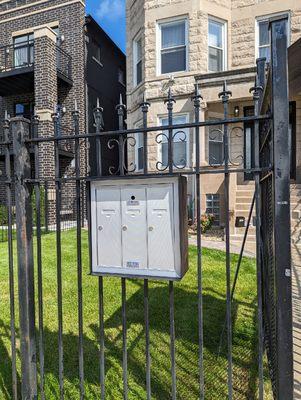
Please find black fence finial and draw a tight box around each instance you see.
[249,76,263,102]
[192,83,203,108]
[218,80,232,103]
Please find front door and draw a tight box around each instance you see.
[244,106,255,181]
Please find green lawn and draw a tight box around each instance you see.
[0,230,272,399]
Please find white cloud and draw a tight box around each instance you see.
[96,0,125,21]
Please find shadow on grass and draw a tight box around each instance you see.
[0,284,258,399]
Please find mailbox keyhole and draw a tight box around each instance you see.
[131,195,136,200]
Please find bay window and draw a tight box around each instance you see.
[208,18,226,72]
[159,114,189,168]
[134,122,144,171]
[158,18,187,75]
[133,36,142,86]
[256,13,290,62]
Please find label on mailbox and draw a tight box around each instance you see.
[127,261,140,269]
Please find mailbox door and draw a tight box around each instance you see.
[121,186,148,270]
[96,187,122,268]
[147,184,175,271]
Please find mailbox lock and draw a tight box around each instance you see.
[122,225,128,231]
[148,226,154,232]
[98,226,103,231]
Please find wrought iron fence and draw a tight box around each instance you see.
[0,16,293,400]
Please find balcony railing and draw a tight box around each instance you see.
[0,40,72,82]
[56,45,72,82]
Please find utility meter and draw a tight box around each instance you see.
[90,176,188,280]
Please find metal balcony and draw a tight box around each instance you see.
[0,40,73,96]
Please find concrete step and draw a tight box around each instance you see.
[235,203,255,211]
[235,196,254,203]
[235,226,256,235]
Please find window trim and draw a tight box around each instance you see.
[255,12,291,61]
[156,16,189,76]
[134,121,144,172]
[133,33,143,87]
[208,16,227,73]
[157,113,190,168]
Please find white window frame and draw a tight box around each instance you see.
[208,16,227,73]
[255,12,291,61]
[157,113,190,168]
[133,34,142,87]
[134,121,144,172]
[156,16,189,76]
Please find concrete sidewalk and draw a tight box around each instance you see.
[189,236,255,258]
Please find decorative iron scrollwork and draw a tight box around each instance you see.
[229,126,244,166]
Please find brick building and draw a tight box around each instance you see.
[0,0,126,221]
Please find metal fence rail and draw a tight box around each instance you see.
[0,16,293,400]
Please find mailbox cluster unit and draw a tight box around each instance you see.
[90,176,188,280]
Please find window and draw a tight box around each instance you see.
[134,122,144,171]
[257,20,270,60]
[14,33,34,68]
[158,18,187,75]
[208,18,226,72]
[208,120,223,165]
[206,194,220,226]
[133,36,142,86]
[159,114,189,168]
[256,14,290,61]
[14,102,34,119]
[91,39,102,65]
[118,68,125,85]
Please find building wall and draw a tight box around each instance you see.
[0,0,86,227]
[85,16,126,176]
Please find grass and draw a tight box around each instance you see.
[0,230,272,399]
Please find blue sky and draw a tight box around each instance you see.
[86,0,126,53]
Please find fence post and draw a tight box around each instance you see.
[270,16,293,399]
[12,117,37,399]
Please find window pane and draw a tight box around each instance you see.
[259,46,270,61]
[162,21,185,49]
[209,20,223,48]
[136,60,142,84]
[136,38,142,61]
[160,115,188,166]
[14,34,29,45]
[259,21,269,46]
[174,141,186,166]
[206,194,220,226]
[209,46,223,72]
[161,47,186,74]
[162,142,168,166]
[138,147,144,170]
[209,142,223,165]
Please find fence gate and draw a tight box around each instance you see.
[0,16,293,400]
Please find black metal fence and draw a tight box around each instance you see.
[0,16,293,400]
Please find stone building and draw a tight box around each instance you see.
[0,0,126,222]
[126,0,301,243]
[126,0,301,396]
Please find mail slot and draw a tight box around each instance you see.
[235,216,245,228]
[90,176,188,280]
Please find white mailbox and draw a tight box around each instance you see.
[90,176,188,280]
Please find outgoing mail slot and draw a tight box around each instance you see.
[90,176,188,280]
